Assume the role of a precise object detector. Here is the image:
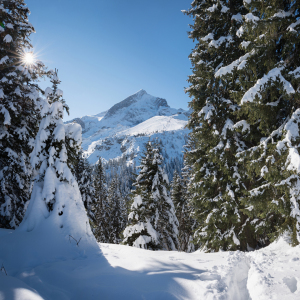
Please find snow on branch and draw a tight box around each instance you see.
[215,52,251,77]
[288,19,300,32]
[233,120,250,133]
[241,68,295,105]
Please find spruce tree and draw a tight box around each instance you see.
[28,70,80,209]
[0,0,47,228]
[20,71,96,249]
[215,0,300,245]
[93,157,110,242]
[75,151,96,229]
[107,175,127,244]
[123,141,179,250]
[171,170,194,252]
[184,0,256,251]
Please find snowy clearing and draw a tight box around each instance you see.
[0,229,299,300]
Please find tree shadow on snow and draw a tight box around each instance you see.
[16,247,207,300]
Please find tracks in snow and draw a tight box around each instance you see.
[226,252,252,300]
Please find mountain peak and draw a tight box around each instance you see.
[135,89,147,97]
[104,89,168,120]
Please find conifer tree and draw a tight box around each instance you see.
[123,141,179,250]
[184,0,256,251]
[93,157,110,242]
[171,170,194,252]
[107,175,127,244]
[215,0,300,245]
[0,0,47,228]
[75,151,96,229]
[20,71,96,249]
[27,70,80,209]
[181,157,199,251]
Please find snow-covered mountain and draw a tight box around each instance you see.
[68,89,190,166]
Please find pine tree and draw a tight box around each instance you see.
[184,0,256,251]
[171,170,194,252]
[107,175,127,244]
[215,0,300,245]
[75,150,96,229]
[123,141,179,250]
[93,157,110,242]
[0,0,47,228]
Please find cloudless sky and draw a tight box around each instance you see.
[26,0,194,121]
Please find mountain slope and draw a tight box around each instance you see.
[68,90,190,166]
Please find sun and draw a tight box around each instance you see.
[21,51,36,67]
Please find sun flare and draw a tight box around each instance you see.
[22,51,36,67]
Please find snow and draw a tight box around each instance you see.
[0,107,10,125]
[273,10,293,18]
[233,120,250,133]
[201,33,233,48]
[231,13,242,21]
[241,67,295,104]
[0,276,44,300]
[244,13,259,23]
[206,4,217,12]
[0,56,9,65]
[122,115,187,136]
[289,67,300,79]
[3,35,12,43]
[279,109,300,173]
[215,53,251,77]
[0,229,299,300]
[240,41,250,49]
[201,33,214,42]
[288,19,300,32]
[199,103,214,121]
[209,36,233,48]
[221,119,234,136]
[132,194,143,209]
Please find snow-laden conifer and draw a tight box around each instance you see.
[107,175,127,244]
[93,157,110,242]
[184,0,256,251]
[171,170,194,252]
[217,0,300,246]
[0,0,47,228]
[123,141,179,250]
[19,71,96,250]
[75,151,96,229]
[240,111,300,246]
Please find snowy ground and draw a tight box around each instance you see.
[0,229,299,300]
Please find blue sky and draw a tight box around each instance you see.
[26,0,194,121]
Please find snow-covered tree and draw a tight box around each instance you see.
[19,71,96,249]
[215,0,300,246]
[107,175,127,244]
[241,112,300,246]
[75,151,96,229]
[93,157,110,242]
[104,156,136,210]
[0,0,47,228]
[123,141,179,250]
[184,0,256,251]
[171,170,194,252]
